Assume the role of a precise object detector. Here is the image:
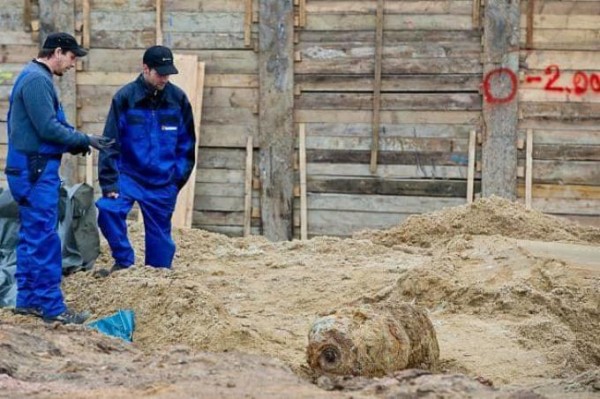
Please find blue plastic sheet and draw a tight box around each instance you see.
[87,309,135,342]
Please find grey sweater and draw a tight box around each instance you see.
[8,60,89,154]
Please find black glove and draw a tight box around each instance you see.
[69,144,91,156]
[87,135,115,151]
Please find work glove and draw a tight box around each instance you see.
[69,144,91,156]
[87,135,115,151]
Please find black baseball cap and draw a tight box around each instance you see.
[43,32,88,57]
[143,45,178,75]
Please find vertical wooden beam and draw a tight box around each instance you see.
[299,123,308,240]
[299,0,307,27]
[369,0,384,174]
[525,129,533,210]
[467,130,477,204]
[258,0,295,241]
[481,0,520,200]
[472,0,481,29]
[24,0,33,31]
[156,0,163,45]
[244,0,253,47]
[39,0,79,185]
[526,0,535,49]
[82,0,90,48]
[243,136,254,237]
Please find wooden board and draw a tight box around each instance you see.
[295,110,481,125]
[303,177,480,197]
[243,136,253,236]
[170,55,205,228]
[307,163,470,180]
[295,93,481,111]
[295,55,483,75]
[296,74,482,93]
[304,15,473,31]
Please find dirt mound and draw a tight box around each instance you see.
[386,235,600,377]
[355,196,600,248]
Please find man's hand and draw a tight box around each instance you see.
[105,191,119,199]
[88,135,115,150]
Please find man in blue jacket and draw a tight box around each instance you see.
[96,46,196,275]
[5,32,113,324]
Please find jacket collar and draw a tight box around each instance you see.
[132,74,175,107]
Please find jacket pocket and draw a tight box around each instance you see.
[4,167,22,176]
[27,154,50,184]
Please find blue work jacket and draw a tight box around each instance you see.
[98,75,196,194]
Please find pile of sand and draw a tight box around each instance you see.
[355,196,600,248]
[56,196,599,391]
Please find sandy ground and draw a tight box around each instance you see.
[1,197,599,398]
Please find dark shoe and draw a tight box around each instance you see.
[93,264,128,278]
[12,307,43,317]
[43,308,91,325]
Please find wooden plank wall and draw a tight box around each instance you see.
[293,0,482,237]
[2,0,599,237]
[517,0,600,227]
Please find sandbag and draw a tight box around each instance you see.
[0,189,19,307]
[59,183,100,275]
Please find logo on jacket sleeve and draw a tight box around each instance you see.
[161,125,177,132]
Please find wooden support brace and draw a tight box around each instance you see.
[82,0,90,48]
[369,0,384,174]
[85,152,94,187]
[525,129,533,210]
[24,0,33,31]
[243,136,254,236]
[467,130,476,203]
[244,0,253,47]
[155,0,163,45]
[299,0,307,28]
[472,0,481,29]
[299,123,308,240]
[526,0,535,49]
[294,51,302,62]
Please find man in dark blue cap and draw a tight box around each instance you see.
[95,45,196,276]
[5,32,114,324]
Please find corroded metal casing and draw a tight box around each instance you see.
[307,302,439,377]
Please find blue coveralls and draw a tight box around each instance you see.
[97,75,196,268]
[5,62,89,317]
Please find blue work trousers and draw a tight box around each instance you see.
[96,174,178,268]
[6,151,65,318]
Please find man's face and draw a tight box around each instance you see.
[53,49,77,76]
[143,65,170,90]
